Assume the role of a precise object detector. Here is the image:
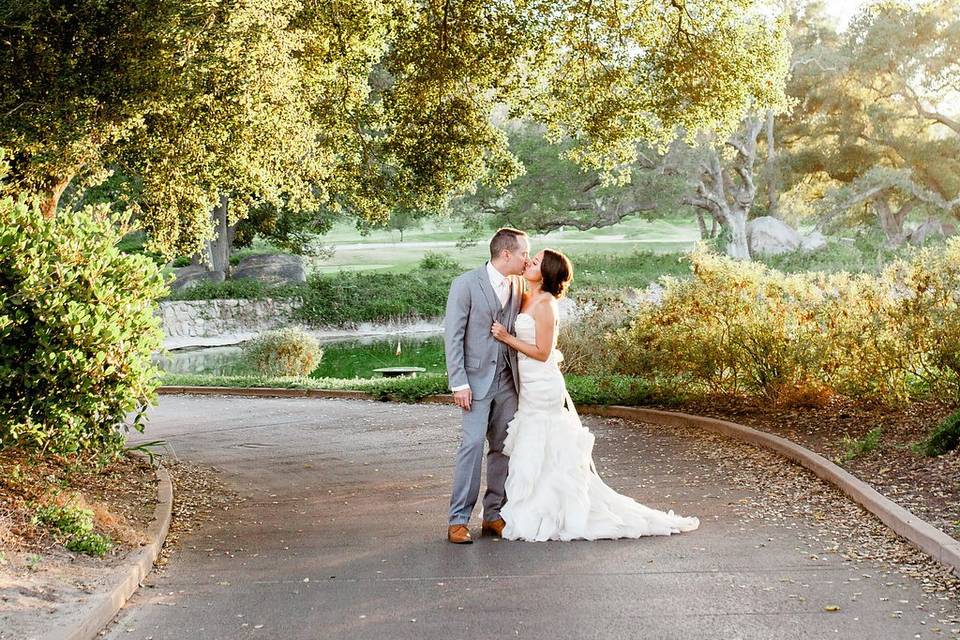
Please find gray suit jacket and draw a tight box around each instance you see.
[444,264,521,398]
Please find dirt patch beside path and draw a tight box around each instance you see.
[665,397,960,544]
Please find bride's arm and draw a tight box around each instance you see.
[491,301,556,362]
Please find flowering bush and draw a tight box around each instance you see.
[611,240,960,405]
[0,195,167,456]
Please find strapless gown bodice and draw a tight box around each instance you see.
[512,313,565,413]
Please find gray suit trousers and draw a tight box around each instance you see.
[448,371,518,525]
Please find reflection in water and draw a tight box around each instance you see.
[155,332,444,376]
[153,345,246,375]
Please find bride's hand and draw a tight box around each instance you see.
[491,321,509,342]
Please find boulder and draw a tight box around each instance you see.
[907,219,957,246]
[799,230,828,253]
[746,216,802,257]
[170,265,225,292]
[232,254,306,285]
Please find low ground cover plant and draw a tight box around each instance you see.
[32,503,113,557]
[917,409,960,457]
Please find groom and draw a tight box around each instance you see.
[443,228,530,544]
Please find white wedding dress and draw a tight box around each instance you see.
[501,312,700,542]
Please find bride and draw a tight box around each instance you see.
[490,249,699,542]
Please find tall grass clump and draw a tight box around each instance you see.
[243,329,323,377]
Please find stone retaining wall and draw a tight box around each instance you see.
[160,298,299,345]
[158,298,444,350]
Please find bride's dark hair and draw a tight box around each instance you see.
[540,249,573,298]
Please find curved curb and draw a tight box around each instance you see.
[50,464,174,640]
[157,386,960,578]
[159,385,371,400]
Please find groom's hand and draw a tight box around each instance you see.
[453,388,472,411]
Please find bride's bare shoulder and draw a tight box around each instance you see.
[530,294,557,320]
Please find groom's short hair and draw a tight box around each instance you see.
[490,228,527,259]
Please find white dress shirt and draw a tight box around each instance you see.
[487,261,510,309]
[451,263,510,393]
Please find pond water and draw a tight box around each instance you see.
[156,332,446,378]
[154,345,248,376]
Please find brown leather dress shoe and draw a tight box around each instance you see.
[447,524,473,544]
[481,517,506,538]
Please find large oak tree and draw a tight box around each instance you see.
[775,0,960,246]
[0,0,790,258]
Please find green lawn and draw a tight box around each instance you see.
[160,371,667,406]
[311,336,446,379]
[312,217,701,274]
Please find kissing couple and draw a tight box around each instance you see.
[444,228,700,543]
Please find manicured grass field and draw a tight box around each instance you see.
[311,217,701,274]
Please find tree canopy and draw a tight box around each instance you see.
[455,121,693,236]
[768,0,960,245]
[0,0,790,257]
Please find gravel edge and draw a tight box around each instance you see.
[157,385,959,578]
[51,465,173,640]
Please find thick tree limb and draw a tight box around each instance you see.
[901,82,960,137]
[532,201,658,231]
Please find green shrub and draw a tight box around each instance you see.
[165,266,458,326]
[558,293,634,376]
[65,530,114,556]
[165,278,293,301]
[917,410,960,457]
[565,375,660,406]
[361,374,451,402]
[837,427,883,464]
[611,240,960,406]
[0,196,167,456]
[419,251,461,271]
[295,270,454,325]
[33,503,113,557]
[243,328,323,377]
[611,251,833,402]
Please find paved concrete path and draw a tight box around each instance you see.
[105,396,958,640]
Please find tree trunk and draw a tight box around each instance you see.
[726,209,751,260]
[695,211,709,240]
[683,116,763,259]
[39,175,74,219]
[765,110,779,218]
[874,197,914,247]
[209,195,234,275]
[193,195,235,272]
